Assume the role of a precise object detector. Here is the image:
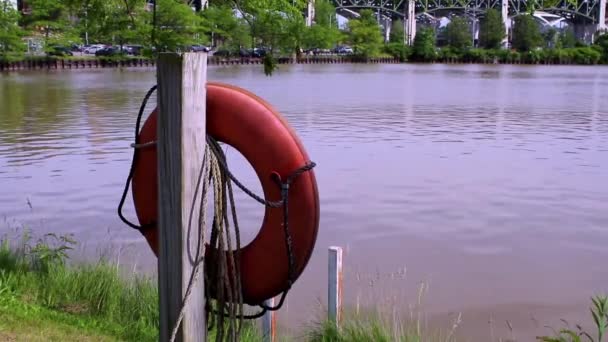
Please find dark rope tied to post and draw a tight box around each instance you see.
[118,85,316,341]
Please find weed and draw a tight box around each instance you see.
[537,295,608,342]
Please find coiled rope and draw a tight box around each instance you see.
[118,85,316,341]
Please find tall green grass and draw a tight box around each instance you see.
[0,231,263,341]
[0,232,158,340]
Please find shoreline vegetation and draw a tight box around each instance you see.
[2,1,608,75]
[2,46,607,73]
[0,231,606,341]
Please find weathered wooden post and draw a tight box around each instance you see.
[262,298,277,342]
[157,52,208,342]
[328,246,343,327]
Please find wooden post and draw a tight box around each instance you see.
[262,298,276,342]
[328,246,343,327]
[157,52,208,342]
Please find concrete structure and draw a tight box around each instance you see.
[331,0,608,44]
[307,0,316,26]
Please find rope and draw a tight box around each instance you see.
[169,145,212,342]
[119,85,316,340]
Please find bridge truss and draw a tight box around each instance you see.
[333,0,606,23]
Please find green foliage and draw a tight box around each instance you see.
[479,9,505,49]
[238,0,307,58]
[0,0,25,56]
[389,19,405,44]
[411,26,437,62]
[314,0,337,28]
[202,5,249,49]
[445,16,472,51]
[594,32,608,63]
[537,295,608,342]
[249,10,289,53]
[303,0,341,50]
[0,232,264,341]
[512,14,543,52]
[543,27,559,48]
[0,232,157,341]
[281,15,307,55]
[347,9,384,58]
[305,313,458,342]
[383,42,410,62]
[154,0,206,52]
[22,0,82,49]
[558,28,578,48]
[303,24,340,49]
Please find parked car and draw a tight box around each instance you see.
[311,48,332,55]
[95,47,123,57]
[251,48,267,58]
[190,45,210,52]
[124,45,143,56]
[212,49,232,57]
[84,44,106,54]
[335,46,354,54]
[47,46,73,56]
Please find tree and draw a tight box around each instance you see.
[445,16,471,50]
[543,27,558,48]
[479,8,505,49]
[303,24,339,49]
[201,5,249,49]
[22,0,80,49]
[389,19,405,43]
[0,0,25,55]
[347,9,383,58]
[558,27,577,48]
[302,0,341,49]
[511,14,543,51]
[314,0,337,28]
[594,32,608,63]
[280,14,307,56]
[153,0,206,52]
[411,26,436,61]
[104,0,150,49]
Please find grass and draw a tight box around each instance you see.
[0,231,265,341]
[6,229,603,341]
[0,230,455,341]
[0,232,158,341]
[305,316,459,342]
[537,295,608,342]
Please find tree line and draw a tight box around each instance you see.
[1,0,607,65]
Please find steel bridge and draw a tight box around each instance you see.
[326,0,607,43]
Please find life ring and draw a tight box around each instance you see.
[130,82,320,305]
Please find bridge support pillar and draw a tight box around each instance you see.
[599,0,607,33]
[501,0,509,47]
[573,23,598,44]
[383,18,392,42]
[306,0,315,27]
[406,0,416,45]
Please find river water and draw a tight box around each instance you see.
[1,64,607,340]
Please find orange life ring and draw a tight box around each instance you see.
[130,82,320,305]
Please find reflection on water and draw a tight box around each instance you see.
[1,65,607,339]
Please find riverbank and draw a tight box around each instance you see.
[0,232,447,341]
[0,55,401,72]
[1,231,603,341]
[2,48,607,72]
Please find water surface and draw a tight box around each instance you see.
[1,64,607,340]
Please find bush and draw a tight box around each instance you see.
[437,47,462,62]
[383,42,411,62]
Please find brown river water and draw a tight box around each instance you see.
[1,64,607,340]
